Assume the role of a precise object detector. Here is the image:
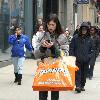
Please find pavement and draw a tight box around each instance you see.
[0,57,100,100]
[0,49,11,68]
[0,48,11,61]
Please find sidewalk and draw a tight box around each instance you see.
[0,48,11,61]
[0,49,11,68]
[0,58,100,100]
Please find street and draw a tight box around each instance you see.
[0,0,100,99]
[0,57,100,100]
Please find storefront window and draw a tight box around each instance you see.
[0,0,24,61]
[37,0,43,18]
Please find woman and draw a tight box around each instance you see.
[32,24,45,59]
[88,26,100,80]
[38,14,63,100]
[57,29,72,56]
[35,18,44,33]
[69,22,94,93]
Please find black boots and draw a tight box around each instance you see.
[75,87,81,93]
[18,74,22,85]
[89,76,92,80]
[75,86,85,93]
[81,86,85,91]
[14,73,22,85]
[14,73,18,83]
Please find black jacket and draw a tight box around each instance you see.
[69,35,94,63]
[91,35,100,57]
[89,35,100,66]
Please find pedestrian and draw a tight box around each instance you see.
[38,13,64,100]
[88,26,100,80]
[8,26,33,85]
[69,22,94,93]
[35,18,44,33]
[96,25,100,37]
[57,29,72,56]
[32,24,45,59]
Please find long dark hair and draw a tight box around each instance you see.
[45,14,63,35]
[37,24,45,31]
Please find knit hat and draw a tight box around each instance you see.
[80,22,89,28]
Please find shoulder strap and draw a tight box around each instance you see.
[39,32,46,42]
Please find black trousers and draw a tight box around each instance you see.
[88,56,96,77]
[75,61,89,87]
[88,65,94,77]
[39,91,59,100]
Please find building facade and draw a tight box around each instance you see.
[0,0,24,52]
[1,0,98,62]
[77,0,97,26]
[96,0,100,24]
[0,0,75,61]
[0,0,24,62]
[32,0,76,34]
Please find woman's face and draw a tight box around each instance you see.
[39,25,44,32]
[65,31,70,37]
[81,27,87,35]
[47,20,56,33]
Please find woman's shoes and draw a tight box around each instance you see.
[75,87,81,93]
[14,73,18,83]
[18,81,21,85]
[89,76,92,80]
[81,87,85,91]
[75,86,85,93]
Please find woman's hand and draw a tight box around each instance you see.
[46,42,54,48]
[42,40,54,48]
[41,40,48,47]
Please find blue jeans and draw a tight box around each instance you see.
[12,57,25,74]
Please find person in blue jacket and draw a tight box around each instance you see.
[8,26,33,85]
[69,22,94,93]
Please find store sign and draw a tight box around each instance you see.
[77,0,89,4]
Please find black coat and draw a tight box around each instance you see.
[89,35,100,66]
[69,35,94,63]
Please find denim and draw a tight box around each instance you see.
[12,57,25,74]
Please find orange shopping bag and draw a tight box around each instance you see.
[32,57,78,91]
